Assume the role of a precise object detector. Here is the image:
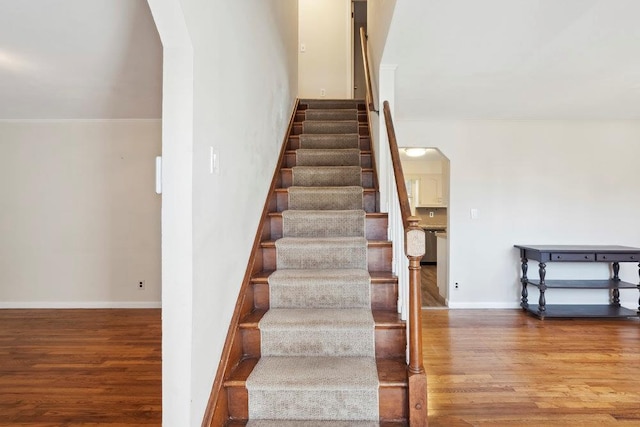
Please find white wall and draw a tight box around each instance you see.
[146,0,195,424]
[298,0,351,98]
[0,120,161,307]
[150,0,298,424]
[367,0,396,108]
[397,119,640,309]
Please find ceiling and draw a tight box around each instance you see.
[5,1,640,121]
[0,0,162,120]
[384,0,640,120]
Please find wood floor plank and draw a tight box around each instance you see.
[421,265,445,308]
[3,308,640,426]
[423,309,640,426]
[0,309,161,425]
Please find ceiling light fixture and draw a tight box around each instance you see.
[404,148,428,157]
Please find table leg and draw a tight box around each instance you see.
[538,262,546,313]
[612,262,621,306]
[520,257,529,308]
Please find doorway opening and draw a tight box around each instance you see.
[399,147,450,308]
[352,0,367,99]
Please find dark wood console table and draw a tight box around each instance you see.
[514,245,640,319]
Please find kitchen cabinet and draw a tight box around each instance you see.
[406,173,444,206]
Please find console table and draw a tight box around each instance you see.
[514,245,640,319]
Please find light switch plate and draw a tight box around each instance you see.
[210,147,219,175]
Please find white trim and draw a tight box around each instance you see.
[0,301,162,309]
[447,301,521,309]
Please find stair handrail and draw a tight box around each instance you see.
[382,100,412,229]
[382,101,427,426]
[359,27,376,112]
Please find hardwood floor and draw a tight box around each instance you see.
[0,309,161,426]
[2,308,639,426]
[421,265,445,308]
[423,309,640,426]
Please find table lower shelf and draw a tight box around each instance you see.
[523,304,640,319]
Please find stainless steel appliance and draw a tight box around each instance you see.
[421,227,445,264]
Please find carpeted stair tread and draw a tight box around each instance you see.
[259,308,375,357]
[299,134,360,149]
[247,421,379,427]
[305,109,358,121]
[292,166,362,187]
[246,356,379,421]
[303,99,363,109]
[296,148,361,166]
[255,269,395,283]
[288,186,363,210]
[303,120,359,134]
[268,268,371,309]
[282,209,365,238]
[275,237,368,270]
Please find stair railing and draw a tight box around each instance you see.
[360,27,428,426]
[383,101,428,426]
[359,27,376,112]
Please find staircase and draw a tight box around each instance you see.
[210,99,409,426]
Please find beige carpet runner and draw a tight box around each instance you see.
[299,134,360,149]
[246,99,379,423]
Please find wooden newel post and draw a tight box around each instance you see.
[405,216,428,425]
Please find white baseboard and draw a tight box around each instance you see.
[447,301,521,309]
[0,301,161,309]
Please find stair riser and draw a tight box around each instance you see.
[294,112,368,122]
[275,190,377,213]
[284,152,372,168]
[291,123,369,136]
[240,327,405,359]
[288,136,371,151]
[269,215,387,240]
[279,169,374,189]
[261,245,392,271]
[226,385,407,421]
[380,387,409,422]
[299,101,366,111]
[252,281,398,311]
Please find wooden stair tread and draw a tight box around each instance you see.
[285,149,372,154]
[260,240,392,248]
[226,421,407,427]
[240,309,405,330]
[267,211,386,218]
[251,270,397,283]
[275,187,377,193]
[280,167,374,172]
[225,357,407,388]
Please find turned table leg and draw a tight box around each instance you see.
[611,262,621,306]
[520,257,529,308]
[538,262,547,314]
